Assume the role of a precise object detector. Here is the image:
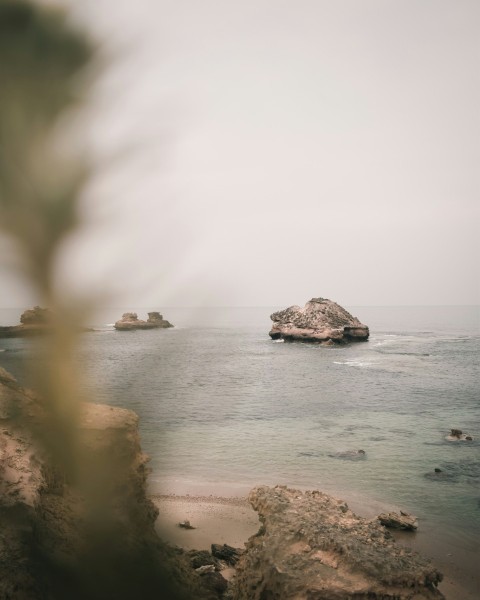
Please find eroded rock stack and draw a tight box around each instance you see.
[269,297,369,343]
[0,306,53,338]
[114,311,173,331]
[230,485,443,599]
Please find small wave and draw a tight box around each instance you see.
[105,323,115,327]
[333,360,372,368]
[272,339,284,343]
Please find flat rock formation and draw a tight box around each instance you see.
[269,298,369,343]
[114,311,173,331]
[0,368,213,599]
[230,485,443,599]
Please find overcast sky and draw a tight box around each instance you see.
[2,0,479,307]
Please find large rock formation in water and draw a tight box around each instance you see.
[114,311,173,331]
[0,306,53,338]
[0,307,92,338]
[269,297,369,343]
[230,485,443,599]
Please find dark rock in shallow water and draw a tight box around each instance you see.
[424,470,457,482]
[378,511,418,531]
[445,428,474,441]
[328,449,367,460]
[269,297,369,343]
[114,311,173,331]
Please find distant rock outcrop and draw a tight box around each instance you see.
[230,485,443,599]
[114,312,173,331]
[269,297,369,343]
[0,306,53,338]
[0,307,92,338]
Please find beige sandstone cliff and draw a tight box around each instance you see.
[0,368,210,600]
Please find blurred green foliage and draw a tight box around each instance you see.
[0,0,92,294]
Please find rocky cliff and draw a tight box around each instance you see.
[270,298,369,343]
[230,485,443,599]
[114,312,173,331]
[0,368,210,599]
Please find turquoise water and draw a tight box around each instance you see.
[1,305,479,586]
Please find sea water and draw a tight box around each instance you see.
[1,305,479,586]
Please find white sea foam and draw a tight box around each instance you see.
[333,359,372,367]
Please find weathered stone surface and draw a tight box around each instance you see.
[114,311,173,331]
[0,369,211,599]
[378,511,418,531]
[230,485,443,600]
[269,297,369,343]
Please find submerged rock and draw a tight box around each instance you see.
[230,485,443,599]
[269,297,369,343]
[328,449,367,460]
[114,311,173,331]
[445,429,474,442]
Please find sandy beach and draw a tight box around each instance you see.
[152,492,479,600]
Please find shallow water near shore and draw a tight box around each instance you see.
[1,305,479,595]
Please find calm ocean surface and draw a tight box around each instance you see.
[1,305,479,580]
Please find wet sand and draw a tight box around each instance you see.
[151,491,479,600]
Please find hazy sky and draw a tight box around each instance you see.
[2,0,479,307]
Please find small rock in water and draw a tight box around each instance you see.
[377,511,418,531]
[328,449,366,460]
[425,469,456,481]
[178,520,196,529]
[445,428,474,442]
